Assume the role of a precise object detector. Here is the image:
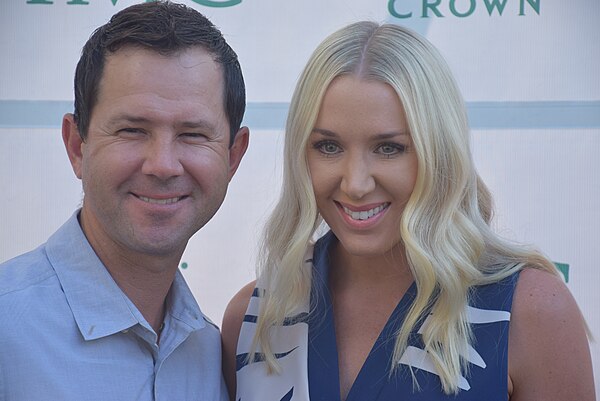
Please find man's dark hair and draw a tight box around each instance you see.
[73,1,245,144]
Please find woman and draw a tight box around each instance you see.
[222,22,595,401]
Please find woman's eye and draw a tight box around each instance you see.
[377,143,405,156]
[315,141,341,155]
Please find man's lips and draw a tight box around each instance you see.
[134,194,187,205]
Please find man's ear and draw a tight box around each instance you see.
[62,113,84,179]
[227,126,249,180]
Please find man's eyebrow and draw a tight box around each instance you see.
[109,115,151,125]
[108,114,217,132]
[179,120,216,131]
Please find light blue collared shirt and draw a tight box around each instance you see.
[0,211,228,401]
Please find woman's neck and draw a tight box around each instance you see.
[328,239,414,293]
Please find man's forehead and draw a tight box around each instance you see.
[91,45,228,132]
[105,44,218,66]
[106,113,220,132]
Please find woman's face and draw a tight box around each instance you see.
[307,75,418,259]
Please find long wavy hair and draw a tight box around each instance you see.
[252,21,558,394]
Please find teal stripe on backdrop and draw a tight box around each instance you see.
[0,100,599,130]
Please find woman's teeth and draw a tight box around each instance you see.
[342,203,388,220]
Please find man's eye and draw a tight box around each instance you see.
[118,128,145,136]
[181,133,209,142]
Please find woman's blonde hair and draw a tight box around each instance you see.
[252,21,558,394]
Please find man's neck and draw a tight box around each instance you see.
[78,210,183,333]
[104,250,181,334]
[110,266,174,334]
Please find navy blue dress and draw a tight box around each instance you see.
[236,232,518,401]
[308,232,517,401]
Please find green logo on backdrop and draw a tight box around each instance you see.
[27,0,241,6]
[554,262,569,283]
[388,0,540,18]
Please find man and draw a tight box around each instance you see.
[0,2,248,400]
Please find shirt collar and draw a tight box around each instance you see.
[45,210,206,340]
[166,269,207,332]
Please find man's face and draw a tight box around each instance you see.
[63,46,248,263]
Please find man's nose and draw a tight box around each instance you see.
[141,137,184,179]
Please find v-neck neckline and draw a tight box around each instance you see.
[308,232,417,401]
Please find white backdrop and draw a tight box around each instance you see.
[1,0,599,394]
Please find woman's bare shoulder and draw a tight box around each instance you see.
[221,280,257,400]
[222,280,256,340]
[508,268,595,400]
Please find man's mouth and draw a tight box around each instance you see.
[137,195,184,205]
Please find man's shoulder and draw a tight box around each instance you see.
[200,312,221,331]
[0,244,57,298]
